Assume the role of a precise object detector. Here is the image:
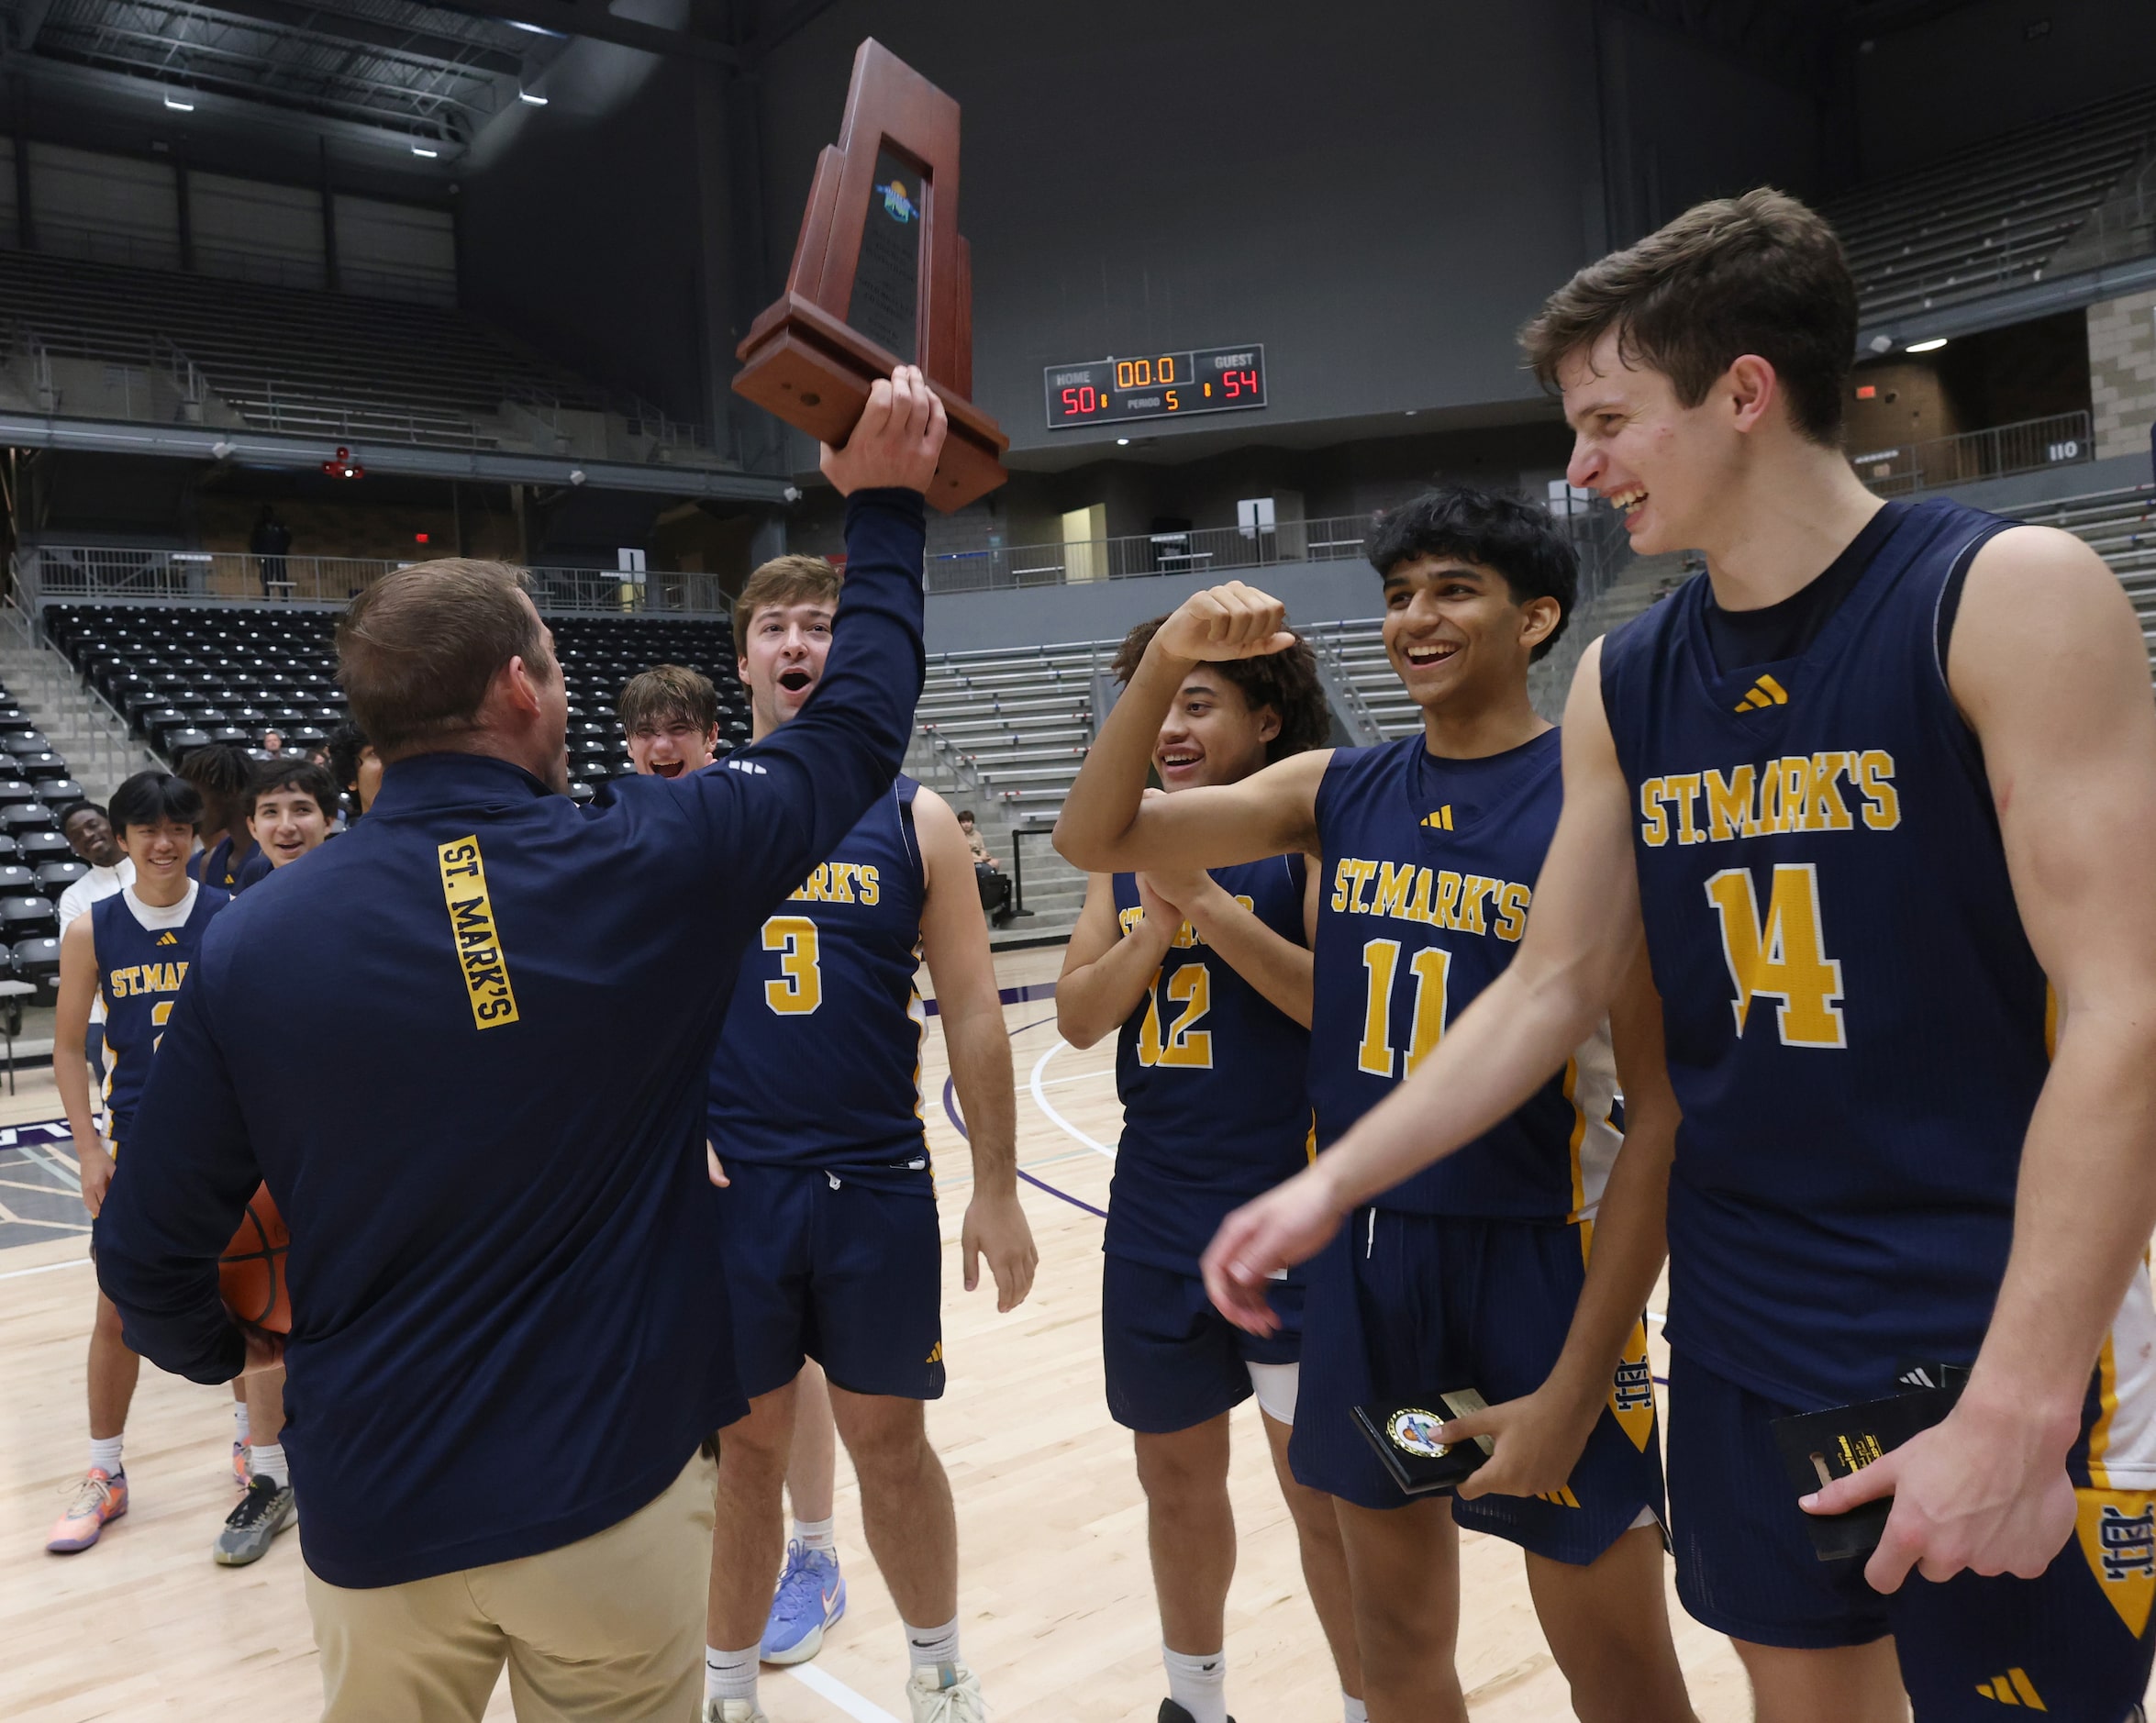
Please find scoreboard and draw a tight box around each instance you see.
[1044,344,1267,430]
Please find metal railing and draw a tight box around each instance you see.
[1850,410,2094,498]
[926,514,1381,595]
[17,546,738,617]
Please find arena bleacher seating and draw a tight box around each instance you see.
[40,605,756,798]
[0,248,711,461]
[0,671,96,1005]
[1825,83,2156,327]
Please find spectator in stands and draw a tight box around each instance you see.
[956,807,1013,924]
[261,729,285,756]
[178,743,263,892]
[327,720,380,823]
[251,506,293,597]
[91,368,942,1721]
[56,801,131,1084]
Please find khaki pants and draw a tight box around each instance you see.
[305,1451,717,1722]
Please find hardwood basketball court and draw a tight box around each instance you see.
[0,939,2081,1720]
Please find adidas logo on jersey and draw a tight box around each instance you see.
[726,758,768,775]
[1973,1666,2045,1707]
[1733,673,1790,713]
[1420,805,1454,830]
[155,931,178,946]
[1535,1485,1581,1508]
[925,1341,943,1365]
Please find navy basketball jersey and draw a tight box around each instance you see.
[1599,496,2038,1408]
[1106,855,1314,1273]
[1309,731,1618,1218]
[706,777,929,1191]
[94,882,229,1145]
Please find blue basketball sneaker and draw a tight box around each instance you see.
[761,1540,844,1664]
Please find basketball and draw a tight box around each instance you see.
[219,1184,291,1336]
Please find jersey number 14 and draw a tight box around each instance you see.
[1704,862,1846,1048]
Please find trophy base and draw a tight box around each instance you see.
[734,295,1008,514]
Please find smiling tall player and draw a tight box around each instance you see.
[1204,190,2156,1722]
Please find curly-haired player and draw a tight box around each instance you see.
[1056,617,1361,1723]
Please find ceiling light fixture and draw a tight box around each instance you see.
[1906,337,1948,353]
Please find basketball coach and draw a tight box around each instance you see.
[93,370,949,1719]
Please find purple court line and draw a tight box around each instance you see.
[942,1014,1107,1220]
[922,979,1059,1017]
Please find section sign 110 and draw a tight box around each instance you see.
[1043,345,1266,429]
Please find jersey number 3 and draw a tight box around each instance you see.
[762,917,822,1015]
[1705,862,1846,1048]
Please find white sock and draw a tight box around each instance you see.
[795,1515,837,1555]
[89,1433,123,1477]
[1343,1696,1369,1723]
[904,1614,961,1672]
[704,1644,758,1709]
[250,1441,289,1489]
[1163,1646,1227,1723]
[234,1404,250,1444]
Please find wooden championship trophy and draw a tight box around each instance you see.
[733,39,1008,512]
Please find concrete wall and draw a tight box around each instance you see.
[923,556,1383,656]
[2088,289,2156,461]
[1855,0,2156,176]
[755,0,1611,461]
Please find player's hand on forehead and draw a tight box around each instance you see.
[1152,581,1297,662]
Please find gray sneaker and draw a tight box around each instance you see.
[213,1474,295,1566]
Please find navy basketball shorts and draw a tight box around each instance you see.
[1669,1344,2156,1721]
[1288,1206,1665,1566]
[713,1161,945,1403]
[1101,1253,1303,1435]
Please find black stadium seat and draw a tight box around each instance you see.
[11,936,60,999]
[0,866,35,897]
[18,752,69,782]
[36,862,86,901]
[0,895,57,942]
[17,831,74,866]
[38,780,85,807]
[1,804,54,836]
[0,780,36,808]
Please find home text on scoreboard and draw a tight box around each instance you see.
[1043,345,1267,430]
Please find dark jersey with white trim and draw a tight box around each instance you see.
[1599,496,2039,1408]
[94,883,229,1145]
[1308,731,1617,1218]
[1106,855,1313,1273]
[706,776,931,1193]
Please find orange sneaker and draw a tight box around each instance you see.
[47,1467,128,1553]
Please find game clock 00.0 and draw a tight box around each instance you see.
[1043,345,1266,429]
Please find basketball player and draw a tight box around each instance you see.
[206,757,340,1564]
[1055,618,1365,1723]
[700,553,1038,1723]
[617,661,851,1673]
[325,719,380,820]
[57,799,132,1091]
[620,663,725,777]
[1203,191,2156,1722]
[1055,493,1695,1723]
[47,771,230,1554]
[179,743,261,891]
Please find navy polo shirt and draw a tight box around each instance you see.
[94,489,928,1588]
